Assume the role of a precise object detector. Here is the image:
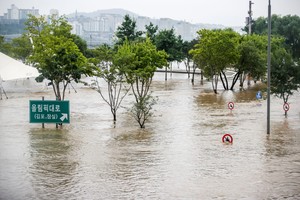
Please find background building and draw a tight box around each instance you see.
[3,4,39,20]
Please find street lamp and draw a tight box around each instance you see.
[267,0,271,134]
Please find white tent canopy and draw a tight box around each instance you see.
[0,52,39,81]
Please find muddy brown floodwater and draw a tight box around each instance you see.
[1,73,300,199]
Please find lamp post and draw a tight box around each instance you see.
[267,0,271,134]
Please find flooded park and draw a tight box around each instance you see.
[0,72,300,199]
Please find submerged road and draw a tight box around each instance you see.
[0,73,299,199]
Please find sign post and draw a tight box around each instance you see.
[283,103,289,117]
[29,100,70,124]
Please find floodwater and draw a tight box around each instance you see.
[0,73,300,200]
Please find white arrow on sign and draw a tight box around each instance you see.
[60,113,68,121]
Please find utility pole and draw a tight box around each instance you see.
[245,1,254,86]
[267,0,271,134]
[248,1,254,34]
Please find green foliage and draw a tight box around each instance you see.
[0,36,12,56]
[190,29,240,92]
[234,34,267,88]
[192,29,239,74]
[249,14,300,105]
[181,39,199,81]
[115,14,143,46]
[182,39,198,60]
[10,34,33,62]
[92,44,130,122]
[155,28,183,62]
[250,14,300,59]
[25,14,94,100]
[92,44,114,69]
[117,39,167,84]
[271,41,300,104]
[145,22,158,42]
[115,38,167,128]
[129,95,157,128]
[71,34,88,57]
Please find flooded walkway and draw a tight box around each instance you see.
[0,73,300,199]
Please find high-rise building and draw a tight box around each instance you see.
[4,4,39,20]
[7,4,19,19]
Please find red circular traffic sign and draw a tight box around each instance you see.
[222,134,233,144]
[228,102,234,110]
[283,103,290,112]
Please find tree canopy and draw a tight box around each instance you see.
[270,37,300,114]
[0,36,12,56]
[10,34,33,63]
[145,22,158,42]
[190,29,240,93]
[91,44,130,122]
[249,14,300,59]
[155,28,183,63]
[25,14,94,100]
[234,34,267,88]
[116,38,167,128]
[115,14,143,46]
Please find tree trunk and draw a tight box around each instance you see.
[220,72,226,90]
[239,72,244,87]
[219,70,228,90]
[212,75,218,94]
[200,69,204,85]
[191,63,196,85]
[211,76,215,93]
[230,71,240,90]
[165,66,167,81]
[113,113,116,121]
[191,69,195,85]
[247,73,251,86]
[184,59,191,79]
[283,94,289,117]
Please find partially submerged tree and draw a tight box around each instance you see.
[155,28,183,80]
[116,39,168,128]
[182,39,199,83]
[92,44,131,122]
[25,14,94,100]
[271,38,300,116]
[234,34,267,89]
[190,29,240,93]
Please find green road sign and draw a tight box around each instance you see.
[29,100,70,123]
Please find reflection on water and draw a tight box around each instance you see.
[262,119,300,200]
[0,73,299,199]
[29,129,80,199]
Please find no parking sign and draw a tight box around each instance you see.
[228,102,234,111]
[222,134,233,144]
[283,103,290,112]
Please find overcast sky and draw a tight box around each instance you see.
[1,0,299,26]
